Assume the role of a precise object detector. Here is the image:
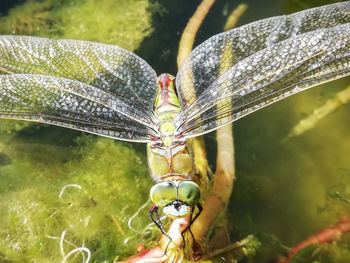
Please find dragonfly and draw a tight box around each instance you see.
[0,1,349,244]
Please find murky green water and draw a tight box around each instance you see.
[0,0,349,262]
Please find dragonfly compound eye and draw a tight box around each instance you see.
[178,181,200,206]
[150,181,177,207]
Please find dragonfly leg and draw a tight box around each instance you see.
[190,203,203,227]
[149,205,172,255]
[181,203,203,247]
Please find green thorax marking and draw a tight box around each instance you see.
[147,141,194,182]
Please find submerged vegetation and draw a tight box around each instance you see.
[0,0,155,50]
[0,134,154,262]
[0,0,350,262]
[0,0,156,261]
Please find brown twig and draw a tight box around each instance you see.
[278,217,350,263]
[223,4,248,31]
[177,0,216,68]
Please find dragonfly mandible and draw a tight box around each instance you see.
[0,1,349,241]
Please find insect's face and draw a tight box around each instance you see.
[163,200,190,218]
[150,180,200,217]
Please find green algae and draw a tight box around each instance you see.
[0,0,157,136]
[0,135,153,262]
[0,0,59,36]
[54,0,156,50]
[0,0,157,261]
[0,120,31,135]
[0,0,156,50]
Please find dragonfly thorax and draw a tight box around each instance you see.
[147,138,194,182]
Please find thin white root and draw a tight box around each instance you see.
[127,198,150,233]
[141,215,167,236]
[46,234,77,249]
[61,247,91,263]
[60,230,66,257]
[124,199,167,245]
[59,184,84,198]
[47,230,90,263]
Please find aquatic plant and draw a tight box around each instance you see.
[0,0,156,135]
[0,135,153,262]
[0,0,157,261]
[0,0,155,49]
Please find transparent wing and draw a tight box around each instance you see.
[0,35,158,133]
[176,1,350,137]
[0,74,157,142]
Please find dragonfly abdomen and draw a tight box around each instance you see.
[154,73,181,147]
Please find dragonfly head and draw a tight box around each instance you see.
[150,180,200,218]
